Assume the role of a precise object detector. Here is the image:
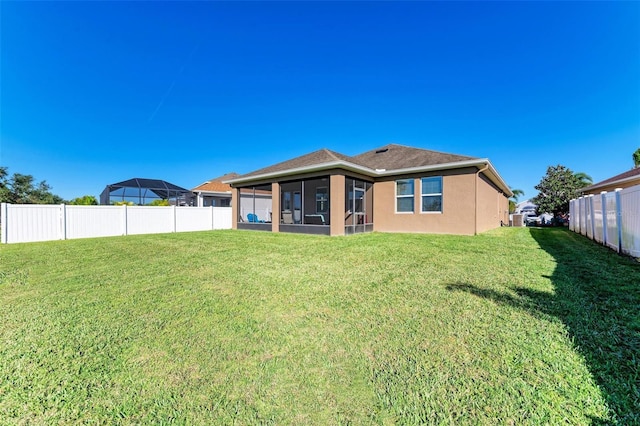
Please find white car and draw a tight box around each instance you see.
[524,213,539,226]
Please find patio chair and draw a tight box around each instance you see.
[247,213,264,223]
[282,211,294,224]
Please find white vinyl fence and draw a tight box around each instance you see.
[569,184,640,257]
[1,204,232,244]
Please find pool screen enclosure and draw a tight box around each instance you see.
[100,178,192,205]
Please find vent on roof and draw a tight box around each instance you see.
[375,148,389,154]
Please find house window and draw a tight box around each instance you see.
[282,191,292,211]
[220,198,231,207]
[396,179,414,213]
[421,177,442,213]
[316,187,328,213]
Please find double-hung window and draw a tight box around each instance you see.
[421,177,442,213]
[396,179,414,213]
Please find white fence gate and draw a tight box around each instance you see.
[1,204,232,244]
[569,184,640,257]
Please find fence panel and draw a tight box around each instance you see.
[584,196,593,239]
[66,205,124,239]
[569,200,576,232]
[213,207,232,230]
[592,195,604,244]
[1,204,233,244]
[176,207,212,232]
[578,198,587,235]
[3,204,61,243]
[570,184,639,257]
[620,185,640,257]
[126,206,175,235]
[604,192,619,252]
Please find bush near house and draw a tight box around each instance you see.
[0,228,637,424]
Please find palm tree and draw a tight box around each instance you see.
[510,188,524,202]
[574,172,593,188]
[509,188,524,213]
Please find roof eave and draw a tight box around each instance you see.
[224,161,376,185]
[376,159,513,197]
[226,158,512,196]
[581,174,640,193]
[193,190,232,196]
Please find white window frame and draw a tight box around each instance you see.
[395,178,414,214]
[420,176,443,214]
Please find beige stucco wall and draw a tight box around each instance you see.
[373,169,477,235]
[476,174,509,233]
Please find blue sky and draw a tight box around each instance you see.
[1,1,638,202]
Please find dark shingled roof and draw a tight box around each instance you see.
[234,144,479,181]
[239,148,357,179]
[352,144,477,170]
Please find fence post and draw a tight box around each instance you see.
[172,205,177,233]
[589,195,596,241]
[122,205,128,236]
[210,206,214,230]
[615,188,622,253]
[1,203,7,244]
[601,192,607,246]
[60,204,67,240]
[576,197,582,234]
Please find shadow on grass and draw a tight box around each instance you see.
[447,228,639,425]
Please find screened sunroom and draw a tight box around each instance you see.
[235,175,373,236]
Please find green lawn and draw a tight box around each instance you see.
[0,228,638,424]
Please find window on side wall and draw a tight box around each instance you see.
[396,179,414,213]
[421,176,442,213]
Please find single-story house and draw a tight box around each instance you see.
[580,167,640,195]
[191,173,238,207]
[225,144,512,236]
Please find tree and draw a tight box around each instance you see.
[509,188,524,213]
[0,167,65,204]
[69,195,98,205]
[532,165,581,217]
[574,172,593,188]
[0,167,10,202]
[634,148,640,168]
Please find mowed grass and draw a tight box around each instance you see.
[0,227,638,424]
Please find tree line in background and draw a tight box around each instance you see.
[0,167,97,205]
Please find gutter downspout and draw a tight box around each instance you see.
[474,162,489,235]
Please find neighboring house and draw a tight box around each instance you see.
[580,167,640,195]
[192,173,271,218]
[225,144,512,236]
[191,172,238,207]
[515,200,537,215]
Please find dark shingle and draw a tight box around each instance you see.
[233,144,480,182]
[352,144,477,170]
[239,148,355,178]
